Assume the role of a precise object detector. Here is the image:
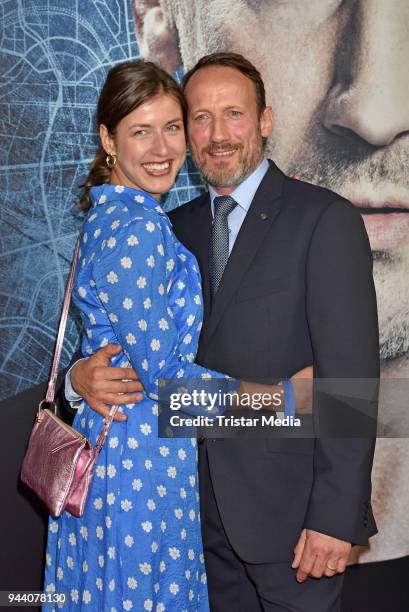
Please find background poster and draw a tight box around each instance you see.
[1,0,408,563]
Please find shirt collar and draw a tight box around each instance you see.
[208,158,269,217]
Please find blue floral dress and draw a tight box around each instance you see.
[44,184,235,611]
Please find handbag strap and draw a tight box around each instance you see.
[45,239,81,403]
[95,404,120,451]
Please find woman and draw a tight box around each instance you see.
[43,60,243,612]
[44,60,310,610]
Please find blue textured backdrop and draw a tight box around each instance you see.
[0,0,202,400]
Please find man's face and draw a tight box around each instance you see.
[184,66,273,193]
[141,0,409,364]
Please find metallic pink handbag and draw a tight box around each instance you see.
[20,241,118,517]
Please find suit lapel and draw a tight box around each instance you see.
[202,161,285,345]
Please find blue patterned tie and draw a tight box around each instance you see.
[209,196,238,297]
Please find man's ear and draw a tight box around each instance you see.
[260,107,274,140]
[132,0,181,74]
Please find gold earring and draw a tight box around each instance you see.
[105,153,117,169]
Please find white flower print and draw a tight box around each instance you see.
[143,297,152,309]
[138,319,147,331]
[127,437,138,449]
[135,194,145,203]
[93,498,103,510]
[137,276,147,288]
[107,464,117,478]
[189,509,196,521]
[94,228,101,238]
[183,334,192,344]
[121,256,132,269]
[145,221,155,232]
[146,255,155,267]
[106,204,116,213]
[188,549,195,560]
[147,499,156,511]
[108,546,116,559]
[124,535,134,547]
[123,297,133,310]
[96,465,105,478]
[175,297,185,307]
[96,526,104,540]
[174,508,183,520]
[126,333,136,346]
[151,339,160,351]
[68,533,77,546]
[98,555,104,567]
[158,283,165,295]
[114,185,124,193]
[88,312,96,325]
[121,499,133,512]
[157,485,166,497]
[158,318,169,330]
[141,521,152,532]
[167,466,177,479]
[108,579,115,591]
[57,566,63,580]
[159,446,169,457]
[157,243,164,256]
[143,600,152,611]
[178,448,187,460]
[49,522,58,534]
[96,578,103,591]
[123,597,133,610]
[109,436,119,448]
[107,271,118,284]
[169,547,180,560]
[187,314,195,326]
[166,259,175,272]
[78,286,87,298]
[111,219,120,230]
[107,492,116,505]
[139,562,152,575]
[82,561,88,572]
[145,459,153,470]
[159,561,166,572]
[122,459,133,470]
[132,479,143,491]
[169,582,179,595]
[127,577,138,590]
[127,234,139,246]
[107,237,116,248]
[141,358,148,371]
[180,487,187,498]
[181,528,187,540]
[66,555,74,569]
[140,423,152,435]
[70,590,79,603]
[98,291,109,303]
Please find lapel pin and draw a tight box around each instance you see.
[260,213,268,220]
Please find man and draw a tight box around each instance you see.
[132,0,409,564]
[68,53,379,611]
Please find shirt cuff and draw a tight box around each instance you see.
[65,358,86,403]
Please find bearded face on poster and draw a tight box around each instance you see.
[132,0,409,564]
[133,0,409,381]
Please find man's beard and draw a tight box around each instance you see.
[280,131,409,362]
[192,138,264,188]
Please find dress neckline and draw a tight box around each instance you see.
[90,183,166,216]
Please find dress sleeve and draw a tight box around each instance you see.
[91,214,238,413]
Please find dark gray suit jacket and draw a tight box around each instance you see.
[168,160,379,563]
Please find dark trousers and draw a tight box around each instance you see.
[198,442,345,612]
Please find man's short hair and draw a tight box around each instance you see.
[182,52,266,117]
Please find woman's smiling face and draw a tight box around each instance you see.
[100,92,186,200]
